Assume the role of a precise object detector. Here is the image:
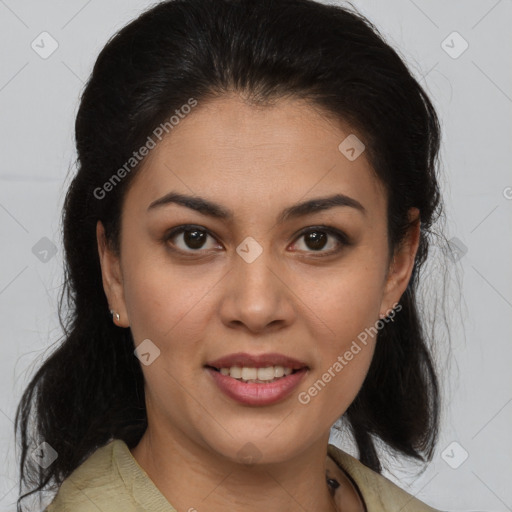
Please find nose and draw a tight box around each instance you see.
[218,245,296,335]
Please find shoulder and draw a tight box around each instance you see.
[44,439,164,512]
[327,443,442,512]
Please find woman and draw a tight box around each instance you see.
[15,0,446,510]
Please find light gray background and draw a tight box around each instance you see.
[0,0,511,511]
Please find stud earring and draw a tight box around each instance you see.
[110,309,120,322]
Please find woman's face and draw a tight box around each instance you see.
[98,95,418,464]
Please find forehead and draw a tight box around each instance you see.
[124,95,386,219]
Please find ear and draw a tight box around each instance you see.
[96,220,130,327]
[379,207,421,318]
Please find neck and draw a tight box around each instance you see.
[130,426,338,512]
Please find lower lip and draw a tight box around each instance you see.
[205,367,308,406]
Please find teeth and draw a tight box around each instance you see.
[274,366,284,378]
[241,367,257,381]
[258,367,275,380]
[229,366,242,379]
[216,365,298,382]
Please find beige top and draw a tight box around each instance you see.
[44,439,441,511]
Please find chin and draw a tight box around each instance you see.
[197,427,315,467]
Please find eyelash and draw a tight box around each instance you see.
[162,224,351,258]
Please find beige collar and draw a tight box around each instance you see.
[327,444,439,512]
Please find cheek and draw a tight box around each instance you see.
[295,260,385,413]
[297,311,377,428]
[305,259,386,340]
[121,259,213,418]
[121,246,219,344]
[299,307,378,424]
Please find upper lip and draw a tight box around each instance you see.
[205,352,309,370]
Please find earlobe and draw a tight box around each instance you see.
[380,208,421,317]
[96,221,129,327]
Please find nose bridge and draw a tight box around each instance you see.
[234,236,279,303]
[220,236,293,331]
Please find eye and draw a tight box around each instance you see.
[163,224,350,257]
[290,226,350,256]
[164,225,222,253]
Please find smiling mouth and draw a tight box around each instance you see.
[205,365,305,384]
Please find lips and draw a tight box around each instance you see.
[204,352,309,406]
[205,352,309,370]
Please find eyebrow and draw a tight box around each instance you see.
[147,191,366,222]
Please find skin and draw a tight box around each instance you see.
[97,94,420,512]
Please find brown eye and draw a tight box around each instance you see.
[303,231,328,250]
[164,225,221,253]
[181,228,207,249]
[291,226,349,256]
